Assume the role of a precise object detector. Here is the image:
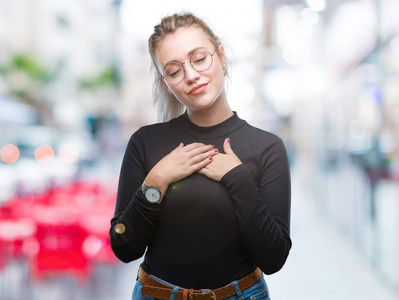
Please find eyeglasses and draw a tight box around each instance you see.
[162,48,217,84]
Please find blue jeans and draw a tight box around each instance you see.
[132,273,271,300]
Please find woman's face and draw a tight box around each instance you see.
[155,26,227,113]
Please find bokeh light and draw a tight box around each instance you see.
[34,145,54,164]
[82,236,107,258]
[58,144,79,164]
[0,144,20,164]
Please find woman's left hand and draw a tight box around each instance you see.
[198,138,242,181]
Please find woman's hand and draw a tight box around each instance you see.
[145,142,218,194]
[198,138,242,182]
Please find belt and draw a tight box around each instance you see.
[139,267,263,300]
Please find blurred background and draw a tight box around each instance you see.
[0,0,398,299]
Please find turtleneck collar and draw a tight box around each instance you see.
[174,111,246,139]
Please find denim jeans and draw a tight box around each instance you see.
[132,273,271,300]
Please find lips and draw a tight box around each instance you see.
[188,83,208,95]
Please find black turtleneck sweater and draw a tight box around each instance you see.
[110,112,291,290]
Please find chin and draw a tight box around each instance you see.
[192,97,218,110]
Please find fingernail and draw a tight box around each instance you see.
[227,138,231,143]
[214,148,219,153]
[209,157,213,161]
[211,145,215,148]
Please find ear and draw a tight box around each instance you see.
[159,76,169,90]
[217,45,227,66]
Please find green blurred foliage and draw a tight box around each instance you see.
[78,64,121,90]
[0,53,58,83]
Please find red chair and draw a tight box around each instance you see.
[30,222,90,282]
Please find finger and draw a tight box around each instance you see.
[191,156,214,172]
[182,142,206,152]
[223,138,235,155]
[186,144,215,158]
[189,148,218,164]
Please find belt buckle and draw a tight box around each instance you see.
[200,289,216,300]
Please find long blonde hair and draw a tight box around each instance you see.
[148,12,224,122]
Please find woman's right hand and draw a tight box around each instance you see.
[144,142,218,194]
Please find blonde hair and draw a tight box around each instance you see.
[148,12,224,122]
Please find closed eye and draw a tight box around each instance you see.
[168,69,182,77]
[193,56,206,64]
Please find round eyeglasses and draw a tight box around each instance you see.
[162,48,217,84]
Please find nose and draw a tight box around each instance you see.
[183,62,200,83]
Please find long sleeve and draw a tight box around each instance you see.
[109,129,162,263]
[220,136,291,274]
[109,112,292,288]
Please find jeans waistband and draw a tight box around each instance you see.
[138,267,263,300]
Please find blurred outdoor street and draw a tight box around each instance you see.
[1,0,399,299]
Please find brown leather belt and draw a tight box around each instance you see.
[139,267,263,300]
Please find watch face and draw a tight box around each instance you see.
[145,187,161,203]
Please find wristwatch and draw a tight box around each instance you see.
[141,181,164,203]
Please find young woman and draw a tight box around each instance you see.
[110,12,291,300]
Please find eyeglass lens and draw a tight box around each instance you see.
[163,49,213,84]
